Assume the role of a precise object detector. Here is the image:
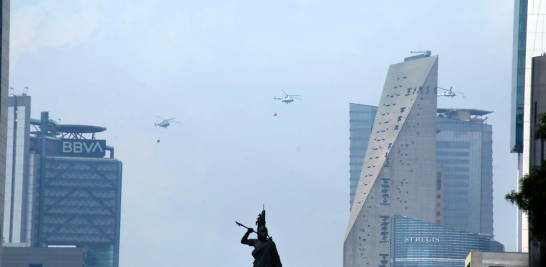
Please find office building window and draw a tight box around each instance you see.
[437,172,442,190]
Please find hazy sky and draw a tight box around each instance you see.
[10,0,516,266]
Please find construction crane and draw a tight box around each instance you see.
[410,51,431,57]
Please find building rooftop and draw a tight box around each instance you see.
[56,124,107,134]
[437,108,493,116]
[30,118,106,134]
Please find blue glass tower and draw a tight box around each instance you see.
[391,215,503,267]
[349,104,377,210]
[29,112,122,267]
[349,106,494,236]
[39,157,122,267]
[511,0,527,154]
[436,109,494,236]
[2,98,123,267]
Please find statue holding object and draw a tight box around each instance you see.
[237,209,282,267]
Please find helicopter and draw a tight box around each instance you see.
[274,90,302,104]
[155,116,180,129]
[437,87,465,98]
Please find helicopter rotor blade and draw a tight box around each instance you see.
[293,97,303,100]
[170,121,181,123]
[156,115,166,120]
[288,95,301,97]
[165,118,176,121]
[281,89,288,96]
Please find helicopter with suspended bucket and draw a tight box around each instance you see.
[155,115,180,129]
[437,87,465,98]
[274,90,302,104]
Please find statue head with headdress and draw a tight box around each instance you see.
[256,209,268,241]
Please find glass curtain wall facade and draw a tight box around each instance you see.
[436,114,494,236]
[511,0,546,252]
[37,157,122,267]
[512,0,527,153]
[2,110,123,267]
[349,104,377,210]
[390,215,504,267]
[0,0,11,265]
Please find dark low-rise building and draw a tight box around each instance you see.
[3,247,84,267]
[465,251,528,267]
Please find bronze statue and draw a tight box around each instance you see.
[237,209,282,267]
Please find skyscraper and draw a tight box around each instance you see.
[349,104,377,210]
[511,0,546,253]
[2,100,123,267]
[436,109,494,236]
[33,112,122,267]
[349,106,495,237]
[0,0,11,265]
[3,95,32,245]
[526,54,546,266]
[344,54,438,267]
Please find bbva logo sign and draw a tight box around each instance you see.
[61,140,106,157]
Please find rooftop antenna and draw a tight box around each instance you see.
[410,50,431,57]
[9,87,14,96]
[22,87,29,96]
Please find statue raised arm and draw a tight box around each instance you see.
[238,210,282,267]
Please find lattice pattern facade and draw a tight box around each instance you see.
[37,157,122,267]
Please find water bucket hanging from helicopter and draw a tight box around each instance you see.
[154,115,181,143]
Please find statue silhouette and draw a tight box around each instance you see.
[239,209,282,267]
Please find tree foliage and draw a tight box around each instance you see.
[535,113,546,140]
[506,113,546,243]
[506,163,546,242]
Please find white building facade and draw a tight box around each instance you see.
[344,55,438,267]
[3,95,35,246]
